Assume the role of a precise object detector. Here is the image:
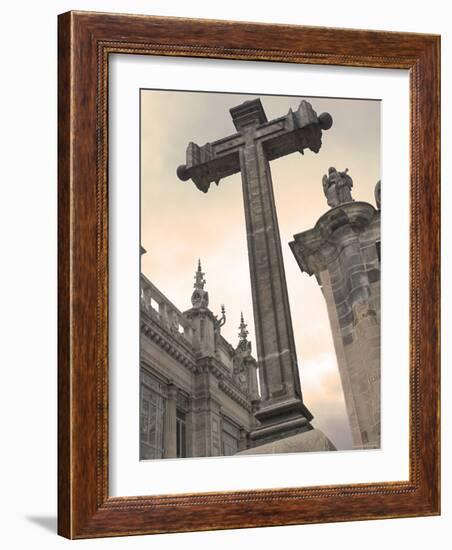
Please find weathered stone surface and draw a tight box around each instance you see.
[290,189,381,450]
[140,262,261,459]
[178,98,333,445]
[322,166,354,207]
[238,429,336,455]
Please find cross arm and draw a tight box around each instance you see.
[177,99,332,193]
[255,100,333,161]
[177,133,244,193]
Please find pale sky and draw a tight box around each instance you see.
[141,90,380,450]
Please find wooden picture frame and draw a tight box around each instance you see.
[58,11,440,539]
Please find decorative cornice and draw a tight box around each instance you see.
[141,313,197,372]
[290,201,378,276]
[195,355,255,409]
[141,311,257,414]
[218,380,252,412]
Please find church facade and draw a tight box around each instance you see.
[140,259,261,459]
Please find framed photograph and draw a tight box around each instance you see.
[58,11,440,538]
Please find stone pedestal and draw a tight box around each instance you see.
[238,428,336,455]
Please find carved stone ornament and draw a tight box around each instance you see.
[322,166,354,208]
[191,259,209,308]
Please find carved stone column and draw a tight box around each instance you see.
[290,200,381,449]
[163,383,178,458]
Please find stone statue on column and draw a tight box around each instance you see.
[322,166,354,208]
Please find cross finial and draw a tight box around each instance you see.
[238,312,249,343]
[194,259,206,290]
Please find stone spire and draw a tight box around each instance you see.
[238,312,249,345]
[191,259,209,308]
[194,259,206,289]
[234,312,260,405]
[236,312,251,355]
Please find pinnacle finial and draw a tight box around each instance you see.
[194,259,206,290]
[238,312,249,343]
[191,259,209,308]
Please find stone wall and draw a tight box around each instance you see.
[140,274,259,459]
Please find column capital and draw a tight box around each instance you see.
[290,201,378,277]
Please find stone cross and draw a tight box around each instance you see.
[177,98,332,444]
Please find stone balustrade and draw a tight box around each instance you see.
[140,275,194,344]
